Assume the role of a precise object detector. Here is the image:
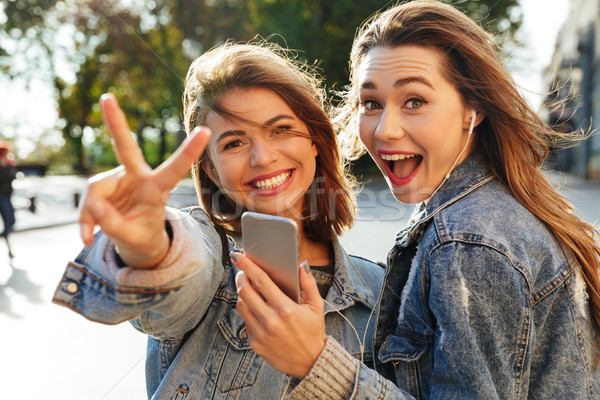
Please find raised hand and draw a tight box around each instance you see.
[78,93,210,268]
[232,252,327,378]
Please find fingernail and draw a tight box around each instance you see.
[100,93,114,102]
[190,126,201,137]
[229,251,240,263]
[99,93,113,109]
[300,259,310,274]
[234,271,243,292]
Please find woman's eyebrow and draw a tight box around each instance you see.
[263,114,295,127]
[393,76,433,89]
[360,76,433,90]
[215,130,245,145]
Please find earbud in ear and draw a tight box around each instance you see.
[467,110,477,138]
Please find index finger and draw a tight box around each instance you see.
[153,126,211,191]
[99,93,148,174]
[231,251,292,305]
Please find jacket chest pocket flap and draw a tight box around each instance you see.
[379,328,433,363]
[217,307,251,350]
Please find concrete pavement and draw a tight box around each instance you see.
[0,172,599,399]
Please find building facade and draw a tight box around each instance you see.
[545,0,600,180]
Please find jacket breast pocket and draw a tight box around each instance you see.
[203,338,263,393]
[379,329,434,399]
[203,309,263,393]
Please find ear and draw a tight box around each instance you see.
[463,108,485,130]
[312,142,318,158]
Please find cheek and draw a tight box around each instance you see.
[357,117,375,148]
[211,157,238,188]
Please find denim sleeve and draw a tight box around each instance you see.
[52,207,225,339]
[424,241,529,398]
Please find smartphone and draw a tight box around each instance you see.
[241,211,301,303]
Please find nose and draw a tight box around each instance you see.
[249,137,279,168]
[374,107,405,142]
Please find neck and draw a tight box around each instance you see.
[298,226,330,266]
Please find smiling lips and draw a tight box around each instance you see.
[380,152,423,186]
[247,169,293,191]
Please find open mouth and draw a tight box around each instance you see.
[248,169,293,190]
[380,153,423,184]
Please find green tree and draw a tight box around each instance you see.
[1,0,522,171]
[246,0,521,92]
[55,0,195,172]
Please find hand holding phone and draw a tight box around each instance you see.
[241,212,301,303]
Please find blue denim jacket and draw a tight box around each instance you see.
[53,207,384,399]
[349,155,600,399]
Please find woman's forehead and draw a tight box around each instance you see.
[357,46,445,84]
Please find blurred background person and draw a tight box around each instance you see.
[0,140,16,259]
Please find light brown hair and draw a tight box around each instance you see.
[338,0,600,358]
[183,41,356,242]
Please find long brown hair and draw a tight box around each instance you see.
[338,0,600,357]
[183,41,356,242]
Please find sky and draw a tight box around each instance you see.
[0,0,573,159]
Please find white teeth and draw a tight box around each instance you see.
[380,153,417,161]
[251,170,292,190]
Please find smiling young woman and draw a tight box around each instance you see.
[202,87,318,220]
[185,45,357,243]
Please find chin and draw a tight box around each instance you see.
[389,184,430,205]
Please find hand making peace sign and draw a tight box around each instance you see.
[78,93,210,268]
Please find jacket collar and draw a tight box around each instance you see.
[396,154,494,247]
[219,237,379,350]
[324,239,379,313]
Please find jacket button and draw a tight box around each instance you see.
[335,299,343,304]
[66,282,78,294]
[238,324,248,342]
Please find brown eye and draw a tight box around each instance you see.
[223,140,242,150]
[361,99,382,111]
[405,97,425,109]
[272,125,291,135]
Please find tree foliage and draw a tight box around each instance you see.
[0,0,521,172]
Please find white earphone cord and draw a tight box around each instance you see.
[425,110,476,202]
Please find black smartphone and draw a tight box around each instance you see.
[241,211,301,303]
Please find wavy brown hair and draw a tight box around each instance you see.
[183,41,356,242]
[337,0,600,360]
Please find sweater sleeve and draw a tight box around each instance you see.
[285,336,357,400]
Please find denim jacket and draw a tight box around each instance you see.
[53,207,384,400]
[292,155,600,399]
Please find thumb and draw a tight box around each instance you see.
[299,260,322,309]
